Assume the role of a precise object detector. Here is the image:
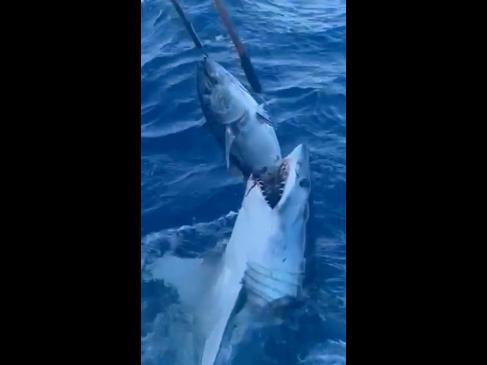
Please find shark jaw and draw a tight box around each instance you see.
[248,160,289,209]
[247,143,311,212]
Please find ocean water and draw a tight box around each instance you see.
[141,0,346,364]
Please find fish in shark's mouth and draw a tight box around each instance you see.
[197,57,282,178]
[251,160,289,209]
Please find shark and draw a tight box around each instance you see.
[150,144,311,365]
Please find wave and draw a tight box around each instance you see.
[142,211,239,365]
[142,211,237,270]
[298,340,346,365]
[141,118,204,138]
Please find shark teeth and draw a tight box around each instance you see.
[251,160,289,209]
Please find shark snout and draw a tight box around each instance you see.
[290,144,309,165]
[287,144,310,181]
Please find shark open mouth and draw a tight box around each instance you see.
[252,160,289,209]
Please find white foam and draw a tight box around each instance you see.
[142,211,237,269]
[299,340,346,365]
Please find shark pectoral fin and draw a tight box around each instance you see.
[201,316,227,365]
[225,126,236,169]
[208,300,252,365]
[201,282,243,365]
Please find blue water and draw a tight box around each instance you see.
[141,0,346,364]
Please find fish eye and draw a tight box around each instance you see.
[299,178,310,189]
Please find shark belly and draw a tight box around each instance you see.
[243,260,304,307]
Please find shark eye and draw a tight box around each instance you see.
[299,178,310,189]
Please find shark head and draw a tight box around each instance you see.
[196,57,258,125]
[240,144,311,307]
